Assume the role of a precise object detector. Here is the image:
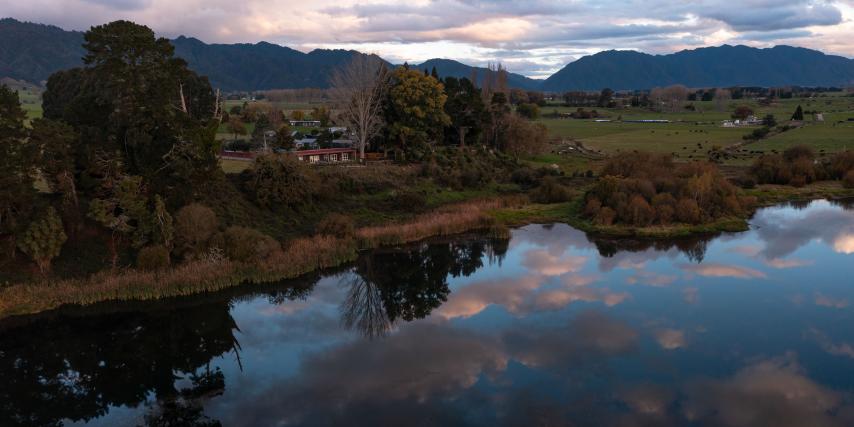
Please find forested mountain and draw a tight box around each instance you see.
[0,18,86,84]
[542,45,854,91]
[411,58,543,90]
[3,18,854,92]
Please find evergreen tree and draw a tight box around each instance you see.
[792,105,804,121]
[18,207,67,273]
[0,84,38,254]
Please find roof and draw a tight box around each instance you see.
[293,148,356,156]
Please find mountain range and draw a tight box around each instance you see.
[2,18,854,92]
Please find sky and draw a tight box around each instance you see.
[3,0,854,78]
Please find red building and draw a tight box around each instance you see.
[293,148,357,164]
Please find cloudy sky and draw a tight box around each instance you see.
[3,0,854,78]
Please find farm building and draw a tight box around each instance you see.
[293,148,356,164]
[289,120,322,127]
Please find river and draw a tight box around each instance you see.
[1,199,853,426]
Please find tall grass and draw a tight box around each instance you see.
[0,196,528,319]
[356,196,526,247]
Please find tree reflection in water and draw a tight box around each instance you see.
[591,234,712,263]
[342,236,509,338]
[0,280,311,427]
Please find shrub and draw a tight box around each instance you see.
[174,204,219,255]
[245,154,321,210]
[316,214,355,239]
[530,176,572,203]
[594,207,616,225]
[676,198,701,224]
[829,151,854,179]
[750,145,821,186]
[18,207,67,273]
[626,195,654,226]
[584,153,745,226]
[137,245,171,271]
[219,226,281,262]
[843,170,854,189]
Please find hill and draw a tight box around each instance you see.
[3,18,854,92]
[543,45,854,91]
[411,58,543,91]
[0,18,538,91]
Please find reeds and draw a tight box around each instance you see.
[356,195,525,247]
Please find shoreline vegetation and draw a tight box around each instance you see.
[2,184,853,320]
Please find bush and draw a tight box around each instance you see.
[219,226,281,262]
[676,198,701,224]
[530,176,572,203]
[137,245,171,271]
[750,145,817,186]
[245,154,321,210]
[316,214,355,239]
[843,170,854,189]
[583,153,745,226]
[174,204,219,255]
[18,207,67,273]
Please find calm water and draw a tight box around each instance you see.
[2,199,854,427]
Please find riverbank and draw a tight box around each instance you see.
[0,197,523,319]
[2,182,852,320]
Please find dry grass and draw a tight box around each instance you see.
[0,196,529,319]
[356,195,527,247]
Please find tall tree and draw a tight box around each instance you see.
[42,20,221,204]
[330,56,390,161]
[29,118,79,208]
[442,77,486,147]
[0,84,37,255]
[384,67,450,156]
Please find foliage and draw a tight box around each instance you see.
[731,105,754,120]
[530,176,573,204]
[137,245,171,271]
[244,154,322,210]
[384,67,450,153]
[792,105,804,121]
[441,77,486,147]
[41,20,222,204]
[420,147,515,190]
[18,207,67,273]
[28,118,79,207]
[500,114,550,158]
[516,103,541,119]
[216,226,280,262]
[0,84,37,243]
[175,203,220,256]
[583,153,749,226]
[844,170,854,189]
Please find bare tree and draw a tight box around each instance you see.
[714,88,731,112]
[341,275,391,339]
[330,55,391,161]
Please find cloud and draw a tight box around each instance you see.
[814,292,849,309]
[681,263,767,279]
[808,328,854,359]
[503,310,639,369]
[3,0,853,78]
[682,354,847,427]
[654,328,686,350]
[522,249,587,276]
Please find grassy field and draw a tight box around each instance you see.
[4,78,43,123]
[538,94,854,163]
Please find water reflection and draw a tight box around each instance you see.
[1,199,854,426]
